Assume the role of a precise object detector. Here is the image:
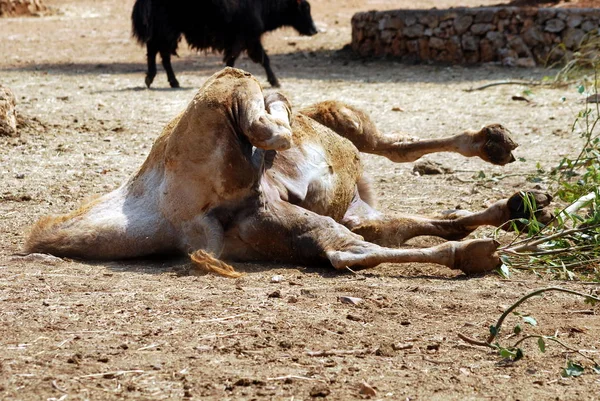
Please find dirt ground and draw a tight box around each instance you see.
[1,0,600,400]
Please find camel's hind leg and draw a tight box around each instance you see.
[224,200,501,275]
[300,101,518,166]
[341,190,553,248]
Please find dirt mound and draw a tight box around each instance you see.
[0,0,47,17]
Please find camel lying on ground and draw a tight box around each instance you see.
[25,67,552,277]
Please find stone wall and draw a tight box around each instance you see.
[351,7,600,66]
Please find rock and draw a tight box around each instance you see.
[413,160,454,175]
[403,23,424,38]
[516,57,536,68]
[419,14,439,29]
[429,37,446,50]
[271,274,284,283]
[545,19,566,33]
[10,253,63,265]
[359,382,377,397]
[471,23,495,35]
[346,313,363,322]
[454,15,473,35]
[562,28,585,49]
[523,26,544,46]
[309,384,331,398]
[380,17,403,30]
[339,296,363,305]
[267,290,282,298]
[581,20,597,33]
[508,37,533,58]
[479,39,495,62]
[375,343,395,357]
[567,15,583,28]
[0,85,17,137]
[461,34,479,52]
[474,9,496,23]
[486,31,506,48]
[392,342,414,350]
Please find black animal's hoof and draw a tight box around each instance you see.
[477,124,518,166]
[145,75,154,88]
[269,79,281,88]
[170,80,180,88]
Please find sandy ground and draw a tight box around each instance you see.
[1,0,599,400]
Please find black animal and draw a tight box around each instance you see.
[131,0,318,88]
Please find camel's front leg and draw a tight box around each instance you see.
[342,190,553,247]
[228,200,500,275]
[327,238,500,275]
[301,101,518,165]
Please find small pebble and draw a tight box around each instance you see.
[338,296,362,305]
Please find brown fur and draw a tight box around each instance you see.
[25,67,550,276]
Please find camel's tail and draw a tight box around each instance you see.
[190,249,243,278]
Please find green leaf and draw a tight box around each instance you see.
[513,324,522,334]
[518,157,527,162]
[592,365,600,374]
[500,347,516,359]
[489,325,498,336]
[537,337,546,353]
[498,264,511,279]
[522,316,537,326]
[578,84,585,94]
[584,296,598,306]
[562,361,585,377]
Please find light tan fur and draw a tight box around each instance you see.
[26,67,552,277]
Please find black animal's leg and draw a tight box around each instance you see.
[159,49,180,88]
[145,42,158,88]
[224,41,243,67]
[247,41,279,87]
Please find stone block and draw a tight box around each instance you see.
[454,15,473,35]
[562,28,585,48]
[462,34,479,51]
[474,9,496,23]
[429,36,446,50]
[479,38,495,62]
[567,15,583,28]
[581,20,597,32]
[418,38,430,59]
[537,9,556,23]
[419,14,439,29]
[403,24,424,38]
[508,36,533,58]
[545,18,566,33]
[523,26,544,46]
[471,23,495,35]
[486,30,506,48]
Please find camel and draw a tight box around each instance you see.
[25,67,552,278]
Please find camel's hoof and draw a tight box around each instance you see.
[478,124,518,166]
[453,238,501,274]
[503,190,554,231]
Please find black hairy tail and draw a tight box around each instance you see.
[131,0,153,44]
